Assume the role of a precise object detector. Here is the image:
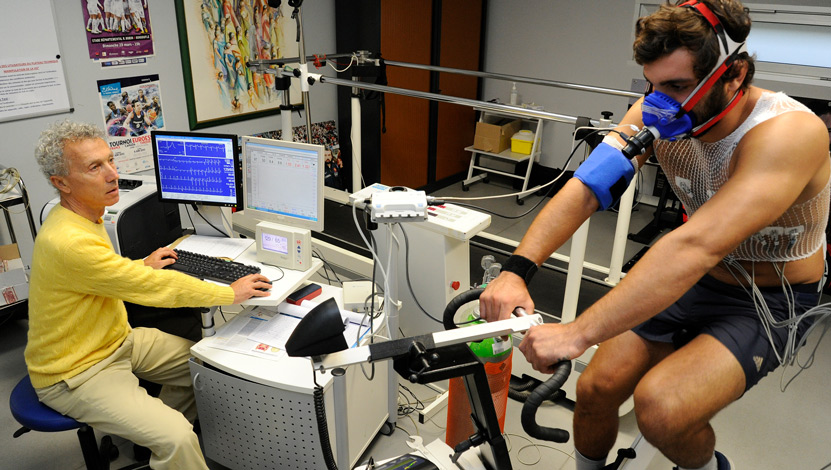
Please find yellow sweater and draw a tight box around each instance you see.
[25,205,235,388]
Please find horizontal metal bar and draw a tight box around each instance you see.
[384,59,643,99]
[248,52,355,68]
[249,55,643,99]
[470,167,525,179]
[302,73,596,125]
[314,315,542,370]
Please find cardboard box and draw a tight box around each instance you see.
[0,243,28,306]
[472,118,521,154]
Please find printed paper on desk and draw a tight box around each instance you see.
[247,304,371,350]
[175,235,254,259]
[201,308,286,361]
[279,300,372,326]
[246,314,302,350]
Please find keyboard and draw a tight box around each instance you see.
[117,179,143,190]
[164,249,261,284]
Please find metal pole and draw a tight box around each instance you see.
[297,72,597,126]
[281,90,293,141]
[248,52,354,68]
[607,177,637,285]
[295,7,313,142]
[332,368,349,470]
[250,56,643,100]
[350,80,362,193]
[383,59,643,99]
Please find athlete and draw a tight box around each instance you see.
[86,0,104,34]
[104,101,121,122]
[125,102,151,136]
[479,2,830,469]
[135,88,149,105]
[102,0,116,32]
[127,0,147,33]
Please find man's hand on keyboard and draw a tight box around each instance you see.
[231,274,272,303]
[143,247,178,270]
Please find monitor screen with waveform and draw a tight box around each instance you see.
[151,130,242,208]
[240,135,325,232]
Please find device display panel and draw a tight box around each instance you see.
[261,232,289,255]
[151,130,242,208]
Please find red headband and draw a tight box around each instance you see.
[675,0,746,113]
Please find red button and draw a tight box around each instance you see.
[451,281,460,290]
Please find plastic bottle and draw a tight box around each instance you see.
[510,82,518,105]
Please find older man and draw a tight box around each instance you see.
[26,120,271,470]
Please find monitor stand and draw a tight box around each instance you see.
[187,204,233,237]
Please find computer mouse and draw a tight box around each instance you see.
[256,281,272,292]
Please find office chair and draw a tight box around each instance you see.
[9,375,149,470]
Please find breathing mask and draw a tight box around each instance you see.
[623,0,747,158]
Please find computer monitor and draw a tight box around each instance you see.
[240,135,325,232]
[151,130,242,208]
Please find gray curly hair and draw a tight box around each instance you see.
[34,120,106,180]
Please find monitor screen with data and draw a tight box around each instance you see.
[241,136,325,232]
[151,130,242,208]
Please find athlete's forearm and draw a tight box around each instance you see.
[572,226,721,348]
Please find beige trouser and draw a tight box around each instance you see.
[35,328,208,470]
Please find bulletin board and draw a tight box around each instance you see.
[0,0,72,123]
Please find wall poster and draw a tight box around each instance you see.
[97,74,164,174]
[82,0,155,61]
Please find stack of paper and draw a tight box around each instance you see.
[204,300,375,359]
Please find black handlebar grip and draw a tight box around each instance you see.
[520,360,572,443]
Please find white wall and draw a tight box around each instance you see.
[0,0,337,265]
[480,0,644,171]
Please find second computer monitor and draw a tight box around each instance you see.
[241,136,325,232]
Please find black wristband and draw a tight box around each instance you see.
[501,254,538,286]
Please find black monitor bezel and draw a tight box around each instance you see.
[151,130,243,209]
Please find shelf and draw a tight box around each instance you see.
[463,111,544,204]
[463,145,538,162]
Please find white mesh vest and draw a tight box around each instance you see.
[654,91,830,262]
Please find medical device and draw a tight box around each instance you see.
[622,0,748,160]
[285,289,572,470]
[151,131,242,208]
[255,220,313,270]
[239,135,325,233]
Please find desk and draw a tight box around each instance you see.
[174,236,324,335]
[190,285,391,470]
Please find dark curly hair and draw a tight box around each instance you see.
[634,0,755,90]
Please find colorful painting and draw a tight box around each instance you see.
[174,0,301,129]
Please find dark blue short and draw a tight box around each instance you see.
[632,274,821,391]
